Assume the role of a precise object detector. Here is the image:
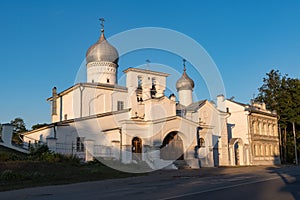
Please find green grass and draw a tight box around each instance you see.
[0,146,143,191]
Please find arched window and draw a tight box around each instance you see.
[254,144,258,156]
[150,77,157,98]
[137,76,142,89]
[199,138,205,147]
[258,122,262,135]
[274,146,278,156]
[152,77,156,85]
[265,144,269,156]
[272,125,276,136]
[260,144,264,156]
[252,121,256,134]
[269,145,273,156]
[267,124,271,136]
[262,123,266,135]
[255,121,259,134]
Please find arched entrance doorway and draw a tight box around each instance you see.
[160,132,184,160]
[229,138,244,166]
[132,137,142,160]
[234,142,240,165]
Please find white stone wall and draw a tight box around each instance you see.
[178,89,193,106]
[51,85,128,123]
[197,101,229,166]
[225,100,250,145]
[144,97,176,121]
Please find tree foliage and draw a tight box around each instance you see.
[256,70,283,112]
[10,117,27,145]
[31,123,48,130]
[256,70,300,125]
[256,69,300,163]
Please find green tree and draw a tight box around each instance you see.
[10,117,27,145]
[31,123,48,130]
[0,123,2,141]
[286,78,300,124]
[256,70,285,113]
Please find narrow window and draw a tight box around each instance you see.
[117,101,124,111]
[265,144,269,156]
[137,76,142,89]
[254,144,258,156]
[259,122,262,135]
[64,114,68,120]
[52,99,57,115]
[107,78,110,83]
[152,77,156,85]
[199,138,205,147]
[252,122,256,134]
[150,77,157,98]
[260,144,264,156]
[76,137,84,152]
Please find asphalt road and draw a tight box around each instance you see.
[1,165,299,200]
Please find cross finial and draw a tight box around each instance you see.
[99,18,105,32]
[183,58,186,71]
[146,59,151,70]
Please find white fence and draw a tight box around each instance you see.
[22,139,115,161]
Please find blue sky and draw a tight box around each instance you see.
[0,0,299,128]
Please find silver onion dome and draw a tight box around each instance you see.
[176,68,195,91]
[86,30,119,65]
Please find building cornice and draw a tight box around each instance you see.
[21,109,131,136]
[47,82,127,101]
[247,108,278,118]
[123,67,169,77]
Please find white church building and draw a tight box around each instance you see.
[18,24,280,169]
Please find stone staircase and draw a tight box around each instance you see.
[144,150,177,170]
[173,160,191,169]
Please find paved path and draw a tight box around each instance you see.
[1,165,299,200]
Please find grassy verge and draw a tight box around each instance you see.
[0,146,142,191]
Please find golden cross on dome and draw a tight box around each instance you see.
[99,18,105,32]
[183,58,186,71]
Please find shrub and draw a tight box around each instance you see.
[32,171,44,179]
[0,170,18,181]
[0,152,11,162]
[52,153,80,164]
[30,144,49,158]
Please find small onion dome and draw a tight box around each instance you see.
[176,68,195,91]
[86,30,119,65]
